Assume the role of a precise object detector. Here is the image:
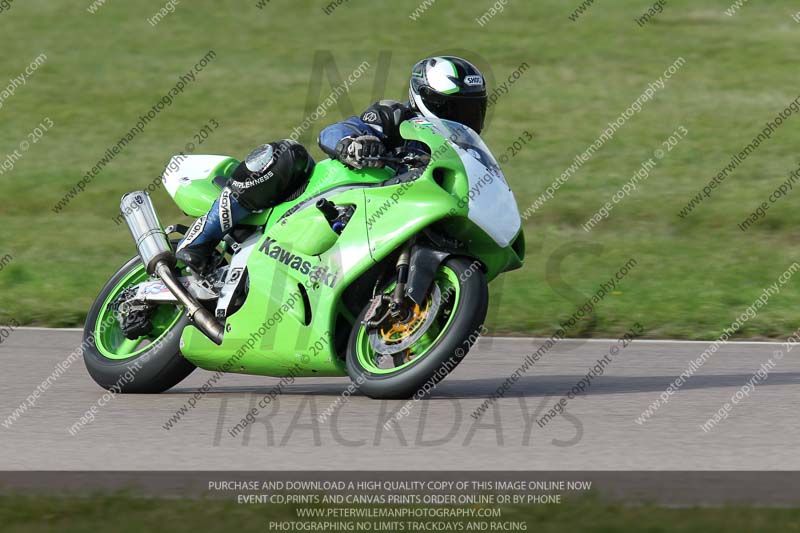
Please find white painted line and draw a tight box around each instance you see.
[485,337,788,346]
[12,326,84,332]
[6,328,791,345]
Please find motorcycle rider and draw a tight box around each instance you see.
[175,56,488,272]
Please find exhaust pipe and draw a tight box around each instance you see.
[153,262,224,345]
[120,191,224,345]
[120,191,174,275]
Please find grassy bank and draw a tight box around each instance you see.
[1,1,799,338]
[2,492,800,532]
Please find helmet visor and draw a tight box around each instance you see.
[420,88,487,134]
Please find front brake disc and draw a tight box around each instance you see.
[368,284,442,355]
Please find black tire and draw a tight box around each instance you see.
[83,256,196,393]
[346,257,489,400]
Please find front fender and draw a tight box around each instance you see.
[406,243,451,305]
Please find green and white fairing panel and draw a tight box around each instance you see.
[161,154,239,217]
[413,117,522,247]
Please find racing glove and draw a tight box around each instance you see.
[335,135,386,169]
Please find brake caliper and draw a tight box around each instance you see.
[367,285,442,355]
[363,294,392,328]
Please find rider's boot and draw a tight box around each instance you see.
[175,187,251,273]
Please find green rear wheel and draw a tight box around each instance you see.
[94,264,183,360]
[83,256,195,393]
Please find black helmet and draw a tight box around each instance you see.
[409,56,488,133]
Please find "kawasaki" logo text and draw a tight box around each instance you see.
[258,237,338,288]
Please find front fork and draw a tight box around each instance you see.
[364,239,417,329]
[389,238,415,317]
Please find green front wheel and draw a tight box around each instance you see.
[346,257,488,399]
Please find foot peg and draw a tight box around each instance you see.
[176,243,217,274]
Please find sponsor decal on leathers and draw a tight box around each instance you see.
[219,187,233,232]
[177,215,207,251]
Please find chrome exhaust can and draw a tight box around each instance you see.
[120,191,175,275]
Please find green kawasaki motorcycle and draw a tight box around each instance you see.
[83,117,524,399]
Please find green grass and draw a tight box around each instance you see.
[2,493,800,532]
[1,0,799,338]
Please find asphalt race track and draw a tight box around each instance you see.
[2,329,798,471]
